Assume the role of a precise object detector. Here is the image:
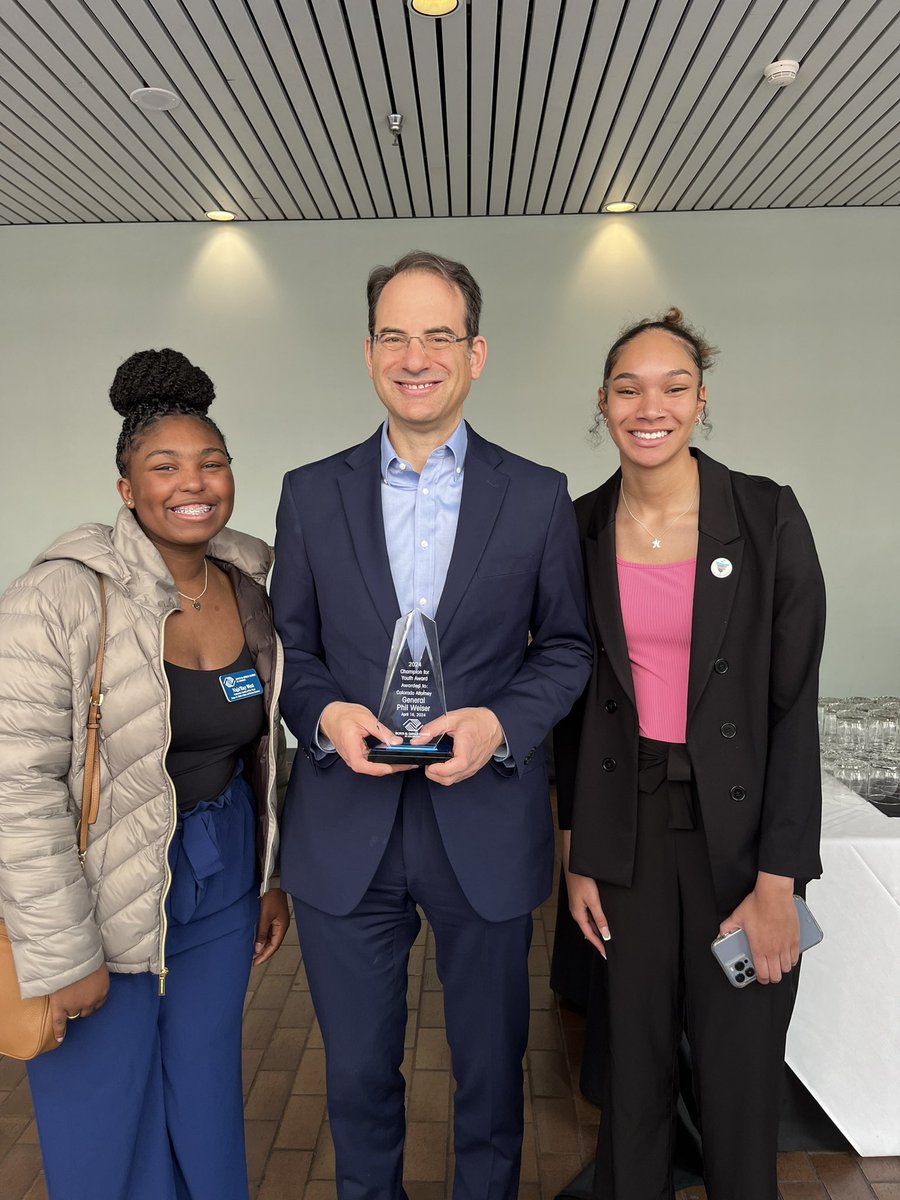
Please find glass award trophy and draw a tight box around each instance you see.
[367,610,453,765]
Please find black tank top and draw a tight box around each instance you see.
[164,644,266,813]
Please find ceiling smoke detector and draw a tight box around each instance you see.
[763,60,800,87]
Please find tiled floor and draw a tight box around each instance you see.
[2,898,898,1199]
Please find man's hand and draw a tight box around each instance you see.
[562,830,611,958]
[719,872,798,985]
[253,888,292,965]
[49,964,110,1042]
[320,701,414,776]
[415,707,503,786]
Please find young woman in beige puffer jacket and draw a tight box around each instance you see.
[0,349,289,1200]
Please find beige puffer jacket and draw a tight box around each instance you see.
[0,507,283,999]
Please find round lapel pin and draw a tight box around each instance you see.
[710,557,732,579]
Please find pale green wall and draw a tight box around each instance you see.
[1,210,897,693]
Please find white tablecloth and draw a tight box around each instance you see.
[785,773,900,1156]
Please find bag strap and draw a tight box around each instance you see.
[78,574,107,863]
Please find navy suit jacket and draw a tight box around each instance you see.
[271,424,592,921]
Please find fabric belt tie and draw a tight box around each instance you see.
[170,809,225,924]
[637,736,697,831]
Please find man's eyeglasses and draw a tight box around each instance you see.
[372,332,471,355]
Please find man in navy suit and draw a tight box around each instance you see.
[271,251,591,1200]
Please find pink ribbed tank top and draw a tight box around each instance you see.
[616,557,696,744]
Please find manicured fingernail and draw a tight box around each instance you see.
[601,928,611,941]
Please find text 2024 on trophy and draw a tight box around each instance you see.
[367,611,453,765]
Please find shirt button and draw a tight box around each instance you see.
[419,597,427,607]
[420,540,428,549]
[721,722,737,738]
[456,466,461,474]
[422,487,430,496]
[399,462,407,471]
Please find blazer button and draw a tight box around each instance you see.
[730,785,746,801]
[714,658,729,674]
[524,748,534,765]
[605,700,617,713]
[720,722,737,738]
[602,757,617,772]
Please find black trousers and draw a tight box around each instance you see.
[587,739,796,1200]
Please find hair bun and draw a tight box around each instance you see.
[109,348,215,417]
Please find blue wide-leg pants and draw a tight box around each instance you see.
[27,771,259,1200]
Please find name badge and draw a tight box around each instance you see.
[219,669,264,703]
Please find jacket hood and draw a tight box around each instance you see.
[34,506,272,611]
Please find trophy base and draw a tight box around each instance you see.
[366,734,453,766]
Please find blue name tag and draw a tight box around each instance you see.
[219,668,264,703]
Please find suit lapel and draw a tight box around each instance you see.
[435,427,508,636]
[338,431,400,639]
[584,472,637,710]
[687,451,744,723]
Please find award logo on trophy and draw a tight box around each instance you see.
[367,610,453,765]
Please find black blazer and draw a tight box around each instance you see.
[555,450,826,915]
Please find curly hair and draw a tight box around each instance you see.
[110,348,229,475]
[590,308,717,444]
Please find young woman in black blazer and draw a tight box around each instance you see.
[555,310,826,1200]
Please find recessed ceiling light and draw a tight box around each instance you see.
[603,201,637,213]
[129,87,180,112]
[409,0,459,15]
[205,210,236,222]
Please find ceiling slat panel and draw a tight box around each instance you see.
[524,0,594,215]
[37,0,238,218]
[405,11,448,216]
[542,1,627,214]
[680,0,851,210]
[1,13,172,219]
[562,0,663,213]
[489,1,529,215]
[437,4,470,217]
[0,69,150,220]
[583,0,717,213]
[0,183,47,222]
[0,118,117,220]
[341,3,413,218]
[0,153,85,221]
[273,0,376,218]
[0,167,71,221]
[243,2,354,218]
[207,0,343,218]
[595,0,730,212]
[375,2,434,217]
[789,100,900,204]
[753,41,900,206]
[309,1,396,218]
[145,0,304,218]
[819,132,900,205]
[467,2,498,216]
[642,0,807,211]
[77,0,267,218]
[506,4,563,215]
[711,0,894,209]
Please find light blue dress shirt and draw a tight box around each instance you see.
[379,418,467,620]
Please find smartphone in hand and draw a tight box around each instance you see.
[711,895,823,988]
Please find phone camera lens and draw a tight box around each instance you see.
[746,967,755,977]
[735,972,745,983]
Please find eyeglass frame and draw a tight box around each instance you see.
[370,329,473,355]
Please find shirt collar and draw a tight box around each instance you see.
[380,419,468,482]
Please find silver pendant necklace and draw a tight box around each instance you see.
[177,560,209,611]
[620,483,698,550]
